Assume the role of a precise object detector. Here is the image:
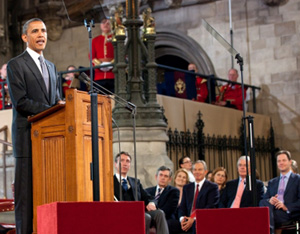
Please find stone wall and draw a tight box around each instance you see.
[43,0,300,162]
[151,0,300,162]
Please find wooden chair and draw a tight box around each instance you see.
[276,219,300,234]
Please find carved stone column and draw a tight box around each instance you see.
[112,2,171,187]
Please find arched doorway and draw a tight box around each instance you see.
[155,28,215,75]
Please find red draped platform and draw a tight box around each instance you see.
[37,202,145,234]
[196,207,270,234]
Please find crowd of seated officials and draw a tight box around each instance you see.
[135,152,300,234]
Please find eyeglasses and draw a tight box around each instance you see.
[183,160,192,164]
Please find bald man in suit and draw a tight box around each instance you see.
[7,18,62,234]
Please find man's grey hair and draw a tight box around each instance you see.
[193,160,207,171]
[22,18,44,35]
[237,155,250,168]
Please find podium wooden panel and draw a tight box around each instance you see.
[30,89,114,233]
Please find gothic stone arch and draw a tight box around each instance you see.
[155,28,215,75]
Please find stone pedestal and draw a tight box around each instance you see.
[113,127,172,188]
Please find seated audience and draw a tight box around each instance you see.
[170,160,219,234]
[206,170,212,181]
[174,169,190,206]
[215,68,247,110]
[0,63,9,109]
[178,156,195,182]
[188,63,208,103]
[260,150,300,234]
[210,167,227,196]
[219,156,264,208]
[113,152,169,234]
[145,166,179,232]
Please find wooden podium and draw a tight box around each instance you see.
[30,89,114,233]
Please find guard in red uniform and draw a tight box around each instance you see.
[91,18,114,93]
[216,68,246,110]
[188,63,208,103]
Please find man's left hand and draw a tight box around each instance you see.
[146,202,156,211]
[274,200,288,211]
[181,217,194,232]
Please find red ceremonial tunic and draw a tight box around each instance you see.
[91,34,114,80]
[217,84,247,110]
[195,76,208,102]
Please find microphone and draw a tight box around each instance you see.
[78,72,136,113]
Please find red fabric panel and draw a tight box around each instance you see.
[37,202,145,234]
[196,207,270,234]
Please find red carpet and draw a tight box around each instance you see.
[196,207,270,234]
[37,202,145,234]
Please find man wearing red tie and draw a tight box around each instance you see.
[177,160,219,233]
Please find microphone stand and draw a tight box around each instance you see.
[83,19,100,201]
[78,73,137,200]
[201,19,258,204]
[112,118,123,201]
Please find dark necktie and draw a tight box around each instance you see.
[122,179,128,191]
[155,188,162,200]
[192,184,199,213]
[38,56,49,92]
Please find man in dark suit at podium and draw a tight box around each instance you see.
[219,156,264,208]
[145,166,179,221]
[260,150,300,234]
[113,152,169,234]
[7,18,62,234]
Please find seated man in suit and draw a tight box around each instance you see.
[175,160,219,234]
[145,166,179,229]
[260,150,300,234]
[113,152,169,234]
[219,155,264,208]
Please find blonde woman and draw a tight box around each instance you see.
[174,168,190,205]
[211,167,227,195]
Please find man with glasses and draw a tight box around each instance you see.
[179,156,195,182]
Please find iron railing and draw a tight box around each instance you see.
[167,111,276,182]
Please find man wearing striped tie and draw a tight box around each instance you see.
[145,166,179,225]
[260,150,300,234]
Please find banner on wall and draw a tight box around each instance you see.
[157,71,197,100]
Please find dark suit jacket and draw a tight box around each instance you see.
[178,180,219,218]
[7,50,60,158]
[145,185,179,220]
[114,175,152,207]
[219,178,265,208]
[260,173,300,219]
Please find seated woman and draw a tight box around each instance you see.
[174,168,190,206]
[211,167,227,196]
[168,169,190,233]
